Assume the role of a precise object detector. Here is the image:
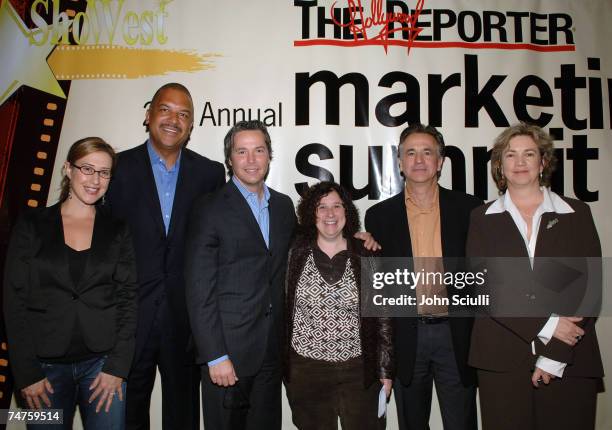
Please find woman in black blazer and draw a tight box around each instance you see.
[4,137,138,429]
[466,124,603,430]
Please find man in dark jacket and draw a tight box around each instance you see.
[106,83,225,429]
[185,121,295,430]
[365,123,481,430]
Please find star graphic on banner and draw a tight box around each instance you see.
[0,0,65,106]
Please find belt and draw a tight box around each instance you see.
[417,316,449,324]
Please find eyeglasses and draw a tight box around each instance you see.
[71,163,112,179]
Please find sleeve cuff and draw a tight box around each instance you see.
[537,315,559,345]
[208,355,229,366]
[536,355,567,378]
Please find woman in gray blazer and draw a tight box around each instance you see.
[4,137,137,429]
[466,123,603,430]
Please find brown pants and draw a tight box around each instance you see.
[285,352,385,430]
[478,364,599,430]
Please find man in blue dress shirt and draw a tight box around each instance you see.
[185,120,296,430]
[106,83,225,429]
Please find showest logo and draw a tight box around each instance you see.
[294,0,576,53]
[29,0,171,46]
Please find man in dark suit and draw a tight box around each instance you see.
[106,83,225,429]
[365,124,481,430]
[185,120,295,430]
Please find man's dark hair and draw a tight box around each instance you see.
[150,82,193,109]
[223,120,273,177]
[144,83,194,137]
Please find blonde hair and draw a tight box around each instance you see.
[59,137,116,202]
[490,123,556,194]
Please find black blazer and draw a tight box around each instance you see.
[364,186,482,386]
[184,180,296,377]
[105,143,225,364]
[3,203,138,389]
[467,196,604,379]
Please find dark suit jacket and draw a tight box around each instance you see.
[105,143,225,364]
[184,180,296,377]
[364,186,482,386]
[466,196,604,379]
[3,203,138,389]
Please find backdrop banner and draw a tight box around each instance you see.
[1,0,611,427]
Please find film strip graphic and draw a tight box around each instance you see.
[9,96,67,211]
[0,0,87,411]
[23,97,66,209]
[0,342,7,404]
[28,103,59,209]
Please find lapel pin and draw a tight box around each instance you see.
[546,218,559,229]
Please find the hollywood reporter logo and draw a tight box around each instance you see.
[294,0,576,53]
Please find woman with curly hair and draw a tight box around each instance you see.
[283,181,393,430]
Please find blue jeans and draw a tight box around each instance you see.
[33,356,126,430]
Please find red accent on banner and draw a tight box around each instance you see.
[331,0,424,54]
[293,39,576,52]
[0,99,20,205]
